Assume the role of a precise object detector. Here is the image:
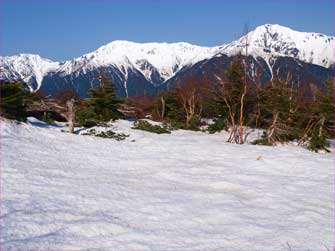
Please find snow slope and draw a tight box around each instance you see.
[1,24,333,92]
[1,118,333,250]
[58,41,220,81]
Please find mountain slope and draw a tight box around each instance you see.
[0,24,333,96]
[162,53,333,93]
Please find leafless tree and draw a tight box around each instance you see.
[53,88,79,133]
[176,78,203,128]
[238,23,250,144]
[66,98,76,133]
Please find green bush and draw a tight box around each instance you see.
[207,118,228,134]
[251,139,272,146]
[251,132,272,146]
[188,116,201,131]
[76,105,97,127]
[82,120,98,128]
[41,112,54,124]
[164,119,186,130]
[308,133,330,152]
[0,81,29,121]
[82,128,129,141]
[163,117,201,131]
[132,120,171,134]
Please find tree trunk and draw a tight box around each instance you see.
[182,90,196,128]
[66,98,76,133]
[222,96,237,143]
[239,25,249,144]
[182,99,189,128]
[238,84,247,144]
[319,116,325,138]
[255,108,260,129]
[267,112,279,144]
[227,113,237,143]
[298,118,315,145]
[160,96,165,119]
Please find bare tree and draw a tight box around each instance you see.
[176,78,203,128]
[238,23,250,144]
[53,88,79,133]
[253,68,263,129]
[66,98,76,133]
[178,87,197,128]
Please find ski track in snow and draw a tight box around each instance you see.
[0,118,333,250]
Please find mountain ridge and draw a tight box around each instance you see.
[0,24,333,96]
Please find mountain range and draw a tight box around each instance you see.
[1,24,333,97]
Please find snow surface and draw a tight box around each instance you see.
[1,118,334,250]
[1,24,333,91]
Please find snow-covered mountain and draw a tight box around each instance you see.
[1,42,219,92]
[0,54,60,91]
[223,24,334,70]
[0,24,333,96]
[59,41,221,81]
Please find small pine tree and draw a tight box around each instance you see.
[316,80,334,140]
[159,90,183,125]
[77,74,123,126]
[257,81,294,145]
[302,80,334,152]
[87,84,123,122]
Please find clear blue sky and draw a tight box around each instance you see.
[1,0,334,61]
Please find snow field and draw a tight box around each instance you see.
[0,118,333,250]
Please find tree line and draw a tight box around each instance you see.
[0,59,333,152]
[130,59,333,152]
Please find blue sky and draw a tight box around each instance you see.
[1,0,334,61]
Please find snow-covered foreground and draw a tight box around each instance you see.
[1,118,334,250]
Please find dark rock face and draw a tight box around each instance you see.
[41,66,158,98]
[271,57,333,89]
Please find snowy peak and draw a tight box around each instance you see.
[69,40,220,81]
[224,24,334,68]
[0,54,60,90]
